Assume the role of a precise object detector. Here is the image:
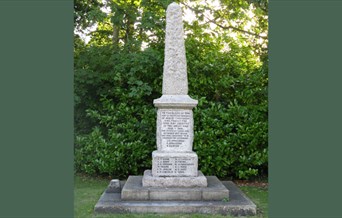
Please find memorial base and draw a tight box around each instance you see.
[123,175,225,201]
[142,170,207,187]
[94,177,257,216]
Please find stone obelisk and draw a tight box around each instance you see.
[142,2,207,187]
[95,4,259,214]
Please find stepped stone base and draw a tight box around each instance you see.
[142,170,207,187]
[122,175,226,201]
[94,178,256,216]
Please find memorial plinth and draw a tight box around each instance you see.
[94,2,256,216]
[149,97,201,181]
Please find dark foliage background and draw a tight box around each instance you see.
[74,0,268,179]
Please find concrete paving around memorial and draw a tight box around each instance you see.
[94,178,256,216]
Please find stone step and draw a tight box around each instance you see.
[95,179,256,216]
[121,176,229,201]
[142,170,207,187]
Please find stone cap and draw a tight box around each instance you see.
[153,95,198,108]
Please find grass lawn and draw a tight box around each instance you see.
[74,174,268,218]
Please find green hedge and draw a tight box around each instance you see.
[74,39,268,179]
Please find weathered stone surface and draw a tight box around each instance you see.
[150,189,202,201]
[153,95,198,108]
[148,3,202,184]
[142,170,207,187]
[121,176,148,201]
[95,179,256,216]
[152,151,198,177]
[156,108,194,152]
[105,179,121,193]
[121,176,227,201]
[162,3,188,95]
[202,176,229,200]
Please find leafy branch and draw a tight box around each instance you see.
[181,2,267,40]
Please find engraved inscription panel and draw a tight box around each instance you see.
[154,156,197,176]
[160,110,192,151]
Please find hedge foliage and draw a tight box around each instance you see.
[74,34,268,179]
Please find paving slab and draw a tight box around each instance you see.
[95,177,256,216]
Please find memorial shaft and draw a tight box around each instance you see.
[162,2,188,95]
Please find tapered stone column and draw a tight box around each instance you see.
[142,2,207,187]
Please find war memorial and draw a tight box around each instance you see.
[94,3,256,216]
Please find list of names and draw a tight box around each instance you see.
[155,157,195,176]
